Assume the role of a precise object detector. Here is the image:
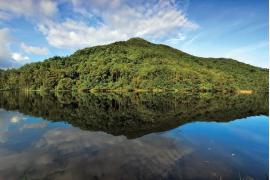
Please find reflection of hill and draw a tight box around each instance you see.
[0,92,268,138]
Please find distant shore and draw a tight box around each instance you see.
[0,88,257,94]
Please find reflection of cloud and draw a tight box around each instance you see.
[0,110,24,130]
[10,116,21,123]
[0,111,24,143]
[0,110,47,144]
[21,121,48,129]
[0,108,267,179]
[0,127,193,179]
[0,134,7,143]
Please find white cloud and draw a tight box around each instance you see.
[0,0,198,52]
[0,0,198,67]
[38,19,128,49]
[21,43,49,55]
[0,28,21,68]
[0,0,58,20]
[165,33,186,45]
[38,0,58,17]
[0,0,57,68]
[38,0,197,49]
[0,28,33,68]
[11,53,30,63]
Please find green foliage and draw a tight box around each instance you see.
[56,78,74,91]
[0,91,268,138]
[0,38,268,92]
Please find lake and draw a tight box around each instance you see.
[0,92,268,180]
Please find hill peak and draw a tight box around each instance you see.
[0,37,268,93]
[126,37,151,45]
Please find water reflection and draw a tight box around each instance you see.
[0,91,268,138]
[0,92,268,179]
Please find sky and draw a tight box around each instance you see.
[0,0,268,68]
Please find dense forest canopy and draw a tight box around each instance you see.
[0,38,268,92]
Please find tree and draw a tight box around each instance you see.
[56,78,74,91]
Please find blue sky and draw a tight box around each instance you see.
[0,0,268,68]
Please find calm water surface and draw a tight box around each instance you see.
[0,92,268,180]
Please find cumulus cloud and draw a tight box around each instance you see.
[0,0,197,53]
[0,0,198,67]
[38,19,129,49]
[38,0,197,49]
[0,0,58,20]
[0,29,34,68]
[11,53,30,63]
[21,43,49,55]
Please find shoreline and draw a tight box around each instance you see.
[0,88,260,94]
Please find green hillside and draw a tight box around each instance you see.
[0,38,268,92]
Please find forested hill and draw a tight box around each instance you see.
[0,38,268,92]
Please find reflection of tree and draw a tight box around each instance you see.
[0,91,268,138]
